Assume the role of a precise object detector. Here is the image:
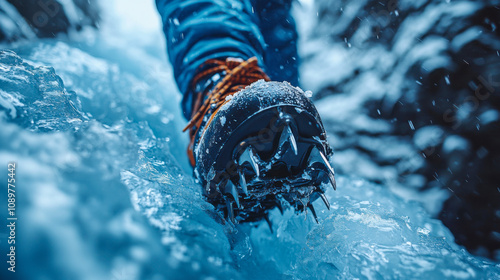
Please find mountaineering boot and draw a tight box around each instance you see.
[184,57,336,224]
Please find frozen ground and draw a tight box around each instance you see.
[0,0,499,279]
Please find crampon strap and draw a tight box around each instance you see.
[183,57,270,166]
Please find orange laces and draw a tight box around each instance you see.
[183,57,270,166]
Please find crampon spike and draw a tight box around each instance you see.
[264,214,273,233]
[238,146,260,177]
[216,179,227,194]
[275,198,284,215]
[329,174,337,191]
[319,192,330,210]
[308,146,336,190]
[307,203,319,224]
[238,171,248,196]
[224,180,240,209]
[279,123,298,155]
[226,200,235,224]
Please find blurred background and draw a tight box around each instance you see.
[297,0,500,260]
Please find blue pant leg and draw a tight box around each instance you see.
[252,0,299,86]
[155,0,267,119]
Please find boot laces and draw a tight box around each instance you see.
[183,57,270,166]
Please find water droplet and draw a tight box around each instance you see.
[445,75,450,85]
[173,18,180,26]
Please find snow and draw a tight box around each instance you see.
[0,0,500,279]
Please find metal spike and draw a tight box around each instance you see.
[275,198,284,215]
[279,123,298,155]
[308,146,336,190]
[238,146,260,177]
[319,193,330,210]
[216,179,228,194]
[264,214,273,233]
[327,171,337,191]
[226,200,235,224]
[224,181,240,209]
[307,203,319,224]
[238,171,248,196]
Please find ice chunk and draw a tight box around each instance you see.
[249,177,500,279]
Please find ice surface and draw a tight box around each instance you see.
[0,0,499,279]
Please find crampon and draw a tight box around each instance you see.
[184,57,336,225]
